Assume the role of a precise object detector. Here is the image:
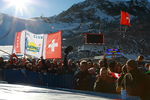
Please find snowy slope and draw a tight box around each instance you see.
[0,83,121,100]
[0,13,81,45]
[0,13,50,45]
[0,45,13,56]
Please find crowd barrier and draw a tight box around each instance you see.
[2,69,74,89]
[1,69,140,100]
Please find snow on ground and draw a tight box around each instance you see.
[48,22,80,32]
[109,0,130,2]
[0,45,13,56]
[0,83,120,100]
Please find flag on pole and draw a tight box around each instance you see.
[110,72,121,79]
[13,30,62,59]
[43,31,62,59]
[120,11,131,26]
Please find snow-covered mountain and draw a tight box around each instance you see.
[43,0,150,55]
[0,13,51,45]
[0,0,150,55]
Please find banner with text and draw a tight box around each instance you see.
[13,30,62,59]
[24,30,44,58]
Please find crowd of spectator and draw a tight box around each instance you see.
[0,53,150,100]
[73,55,150,100]
[0,53,77,74]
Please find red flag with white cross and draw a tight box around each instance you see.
[120,11,131,26]
[43,31,62,59]
[110,72,121,79]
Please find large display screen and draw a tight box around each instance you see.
[84,33,104,44]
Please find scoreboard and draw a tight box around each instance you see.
[84,33,104,44]
[106,49,121,55]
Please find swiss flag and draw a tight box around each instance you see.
[120,11,131,26]
[110,72,121,79]
[43,31,62,59]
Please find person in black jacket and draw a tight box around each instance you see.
[124,59,150,100]
[73,60,93,91]
[94,67,117,93]
[136,55,147,72]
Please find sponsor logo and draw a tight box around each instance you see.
[26,42,40,52]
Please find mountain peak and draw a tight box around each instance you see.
[0,0,150,55]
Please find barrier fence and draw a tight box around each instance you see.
[3,69,74,89]
[1,69,140,100]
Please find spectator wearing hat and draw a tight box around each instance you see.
[73,60,93,91]
[66,59,77,74]
[136,55,147,72]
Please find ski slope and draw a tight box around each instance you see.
[0,83,121,100]
[0,45,13,56]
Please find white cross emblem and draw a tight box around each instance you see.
[126,16,130,23]
[48,39,58,52]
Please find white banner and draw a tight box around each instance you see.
[24,30,44,58]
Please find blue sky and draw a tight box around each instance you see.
[0,0,85,19]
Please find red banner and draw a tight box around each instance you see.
[44,31,62,59]
[14,32,22,53]
[120,11,131,26]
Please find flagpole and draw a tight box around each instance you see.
[12,32,17,54]
[120,24,122,37]
[99,22,101,34]
[120,10,123,38]
[124,25,128,38]
[24,30,27,58]
[124,26,127,33]
[42,34,46,59]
